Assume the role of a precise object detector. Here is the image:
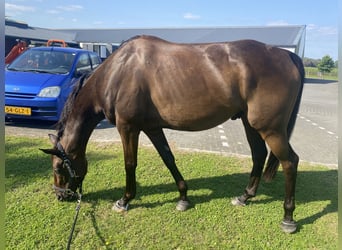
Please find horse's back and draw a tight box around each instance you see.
[102,36,303,132]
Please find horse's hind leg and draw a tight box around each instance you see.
[232,115,268,206]
[145,129,190,211]
[264,132,299,233]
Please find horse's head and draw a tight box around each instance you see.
[40,134,87,201]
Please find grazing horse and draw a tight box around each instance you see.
[41,35,304,233]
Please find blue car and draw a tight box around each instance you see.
[5,46,101,122]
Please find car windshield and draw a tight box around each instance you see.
[7,50,76,74]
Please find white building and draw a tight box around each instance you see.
[5,18,305,60]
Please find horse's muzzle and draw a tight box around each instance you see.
[56,191,79,201]
[53,185,79,201]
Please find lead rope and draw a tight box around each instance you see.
[66,184,83,250]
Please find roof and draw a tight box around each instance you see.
[28,46,87,53]
[5,18,77,44]
[57,25,305,47]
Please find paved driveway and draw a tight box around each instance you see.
[5,79,338,167]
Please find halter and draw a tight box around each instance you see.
[53,141,84,249]
[53,142,83,199]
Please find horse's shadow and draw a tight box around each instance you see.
[84,169,337,229]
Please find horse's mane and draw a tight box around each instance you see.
[119,35,141,47]
[56,72,91,139]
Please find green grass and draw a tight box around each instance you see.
[5,136,337,249]
[305,67,338,81]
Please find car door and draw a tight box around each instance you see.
[89,52,102,70]
[75,52,92,76]
[60,52,92,103]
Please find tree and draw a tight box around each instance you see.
[317,55,335,74]
[303,57,320,67]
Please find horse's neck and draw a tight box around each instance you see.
[61,122,91,158]
[60,82,104,158]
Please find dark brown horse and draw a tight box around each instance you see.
[41,35,304,233]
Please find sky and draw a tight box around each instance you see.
[5,0,338,60]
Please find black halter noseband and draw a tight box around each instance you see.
[53,142,83,199]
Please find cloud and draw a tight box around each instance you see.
[46,4,83,16]
[305,23,338,59]
[5,3,35,13]
[57,5,83,12]
[266,20,290,26]
[306,24,317,30]
[307,24,337,36]
[93,21,104,25]
[183,12,201,20]
[318,26,337,36]
[46,9,60,14]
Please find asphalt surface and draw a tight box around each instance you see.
[5,79,338,167]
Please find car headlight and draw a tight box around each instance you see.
[37,86,61,98]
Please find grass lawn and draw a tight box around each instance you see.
[5,136,337,249]
[305,67,338,81]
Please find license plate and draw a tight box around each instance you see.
[5,106,32,116]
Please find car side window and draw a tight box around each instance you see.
[90,53,101,69]
[76,53,91,75]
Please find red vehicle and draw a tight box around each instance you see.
[5,40,28,64]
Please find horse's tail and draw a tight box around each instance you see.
[263,52,305,182]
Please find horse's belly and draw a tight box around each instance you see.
[160,105,238,131]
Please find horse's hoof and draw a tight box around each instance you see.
[112,200,129,213]
[281,220,297,234]
[231,197,246,206]
[176,200,190,211]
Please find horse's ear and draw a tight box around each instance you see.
[39,134,60,156]
[48,134,58,146]
[39,148,60,156]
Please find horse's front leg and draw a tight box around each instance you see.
[113,125,140,212]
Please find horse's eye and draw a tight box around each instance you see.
[54,168,62,175]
